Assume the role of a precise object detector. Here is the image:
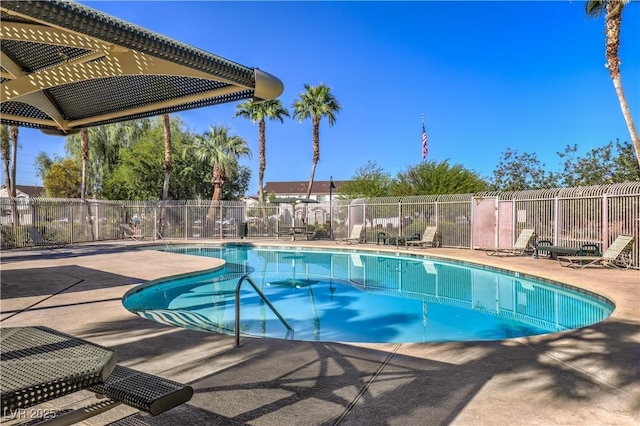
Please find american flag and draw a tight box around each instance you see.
[422,123,428,160]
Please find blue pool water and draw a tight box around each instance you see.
[122,245,614,343]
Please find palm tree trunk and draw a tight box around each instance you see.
[605,2,640,168]
[304,116,321,223]
[161,114,172,233]
[612,77,640,168]
[80,128,88,199]
[9,126,19,226]
[208,167,224,235]
[80,128,95,239]
[1,125,16,226]
[258,119,267,222]
[305,116,321,200]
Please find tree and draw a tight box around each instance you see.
[9,126,17,200]
[34,152,57,181]
[1,126,12,194]
[339,161,392,198]
[1,125,20,225]
[65,119,150,197]
[393,160,488,195]
[292,83,341,199]
[586,0,639,168]
[43,159,82,198]
[234,99,290,219]
[183,125,251,222]
[104,138,164,200]
[103,117,185,200]
[557,140,640,186]
[221,165,251,200]
[491,149,558,191]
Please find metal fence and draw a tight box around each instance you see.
[347,182,639,267]
[1,182,638,267]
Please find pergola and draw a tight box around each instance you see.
[0,0,284,135]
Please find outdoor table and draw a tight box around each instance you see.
[377,232,421,246]
[534,241,601,259]
[278,226,313,241]
[1,326,117,414]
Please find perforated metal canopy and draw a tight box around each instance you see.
[0,0,284,135]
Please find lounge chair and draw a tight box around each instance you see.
[335,224,364,244]
[558,235,635,269]
[120,223,143,240]
[27,226,65,248]
[481,228,536,256]
[406,226,440,249]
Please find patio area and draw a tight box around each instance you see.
[1,240,638,425]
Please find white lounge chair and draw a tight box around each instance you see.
[406,226,439,249]
[558,235,635,269]
[481,228,536,256]
[335,224,364,244]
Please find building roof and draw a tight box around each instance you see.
[263,181,347,195]
[0,0,283,135]
[1,184,45,197]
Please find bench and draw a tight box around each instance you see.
[277,227,315,240]
[534,240,600,259]
[89,365,194,416]
[46,365,194,424]
[0,326,193,425]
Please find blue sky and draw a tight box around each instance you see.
[9,1,640,195]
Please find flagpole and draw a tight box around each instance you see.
[421,114,428,161]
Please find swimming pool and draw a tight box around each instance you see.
[122,245,614,343]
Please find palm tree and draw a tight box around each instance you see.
[292,83,341,200]
[160,114,172,233]
[1,126,11,192]
[1,125,20,226]
[1,125,14,225]
[586,0,639,168]
[184,125,251,222]
[9,126,17,203]
[79,127,96,238]
[234,99,290,220]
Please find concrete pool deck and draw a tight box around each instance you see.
[1,239,638,425]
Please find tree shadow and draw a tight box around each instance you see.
[0,266,141,300]
[75,315,639,425]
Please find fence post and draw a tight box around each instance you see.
[553,196,559,244]
[602,193,609,252]
[397,201,402,239]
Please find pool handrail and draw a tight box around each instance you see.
[235,275,293,346]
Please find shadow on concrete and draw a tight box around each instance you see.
[0,244,149,264]
[77,314,640,425]
[0,266,142,299]
[1,246,637,424]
